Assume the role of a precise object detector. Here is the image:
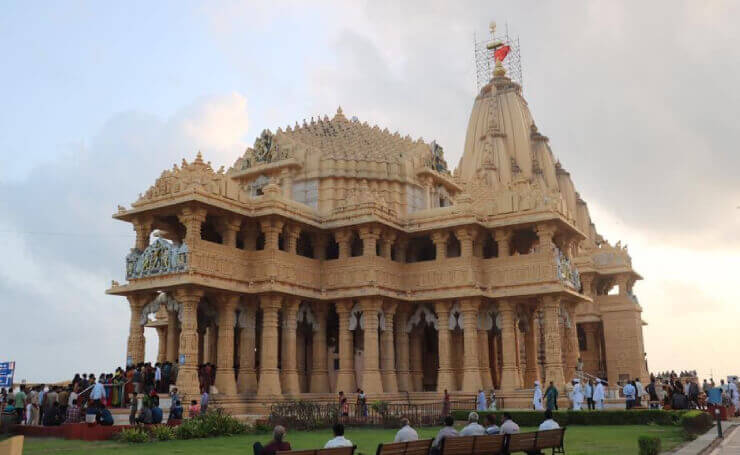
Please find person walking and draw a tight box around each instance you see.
[476,389,487,411]
[593,379,605,410]
[623,381,636,409]
[532,381,544,410]
[545,381,559,411]
[585,380,595,410]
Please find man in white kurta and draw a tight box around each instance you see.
[572,379,584,411]
[532,381,544,410]
[730,380,740,409]
[477,389,487,411]
[593,380,605,409]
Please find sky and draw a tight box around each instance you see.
[1,0,739,384]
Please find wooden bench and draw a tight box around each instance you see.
[376,439,433,455]
[276,446,356,455]
[440,434,507,455]
[507,428,566,454]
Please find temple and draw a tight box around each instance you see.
[107,55,648,412]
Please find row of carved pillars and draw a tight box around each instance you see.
[127,292,580,401]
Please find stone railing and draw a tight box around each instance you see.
[126,238,189,280]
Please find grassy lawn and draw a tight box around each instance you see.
[22,425,685,455]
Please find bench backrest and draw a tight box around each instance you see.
[534,428,565,450]
[440,434,506,455]
[276,447,355,455]
[506,431,538,452]
[376,439,433,455]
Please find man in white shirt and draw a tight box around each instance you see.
[90,379,106,406]
[476,389,487,411]
[538,409,560,431]
[635,378,644,407]
[533,381,544,410]
[500,412,520,434]
[394,418,418,442]
[593,379,605,409]
[324,423,353,448]
[623,381,636,409]
[572,379,584,411]
[459,412,485,436]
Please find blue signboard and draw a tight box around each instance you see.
[0,361,15,388]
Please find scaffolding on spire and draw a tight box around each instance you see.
[474,21,523,90]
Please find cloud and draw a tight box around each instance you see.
[0,94,249,382]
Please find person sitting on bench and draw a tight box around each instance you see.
[325,423,353,448]
[460,411,485,436]
[500,412,520,434]
[484,413,500,434]
[253,425,291,455]
[538,409,560,430]
[431,415,459,455]
[394,417,418,442]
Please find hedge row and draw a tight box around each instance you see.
[451,409,712,432]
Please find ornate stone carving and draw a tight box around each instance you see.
[555,247,581,290]
[126,239,189,280]
[426,140,450,174]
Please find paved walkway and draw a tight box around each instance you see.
[673,421,738,455]
[708,424,740,454]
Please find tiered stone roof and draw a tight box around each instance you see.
[280,107,428,163]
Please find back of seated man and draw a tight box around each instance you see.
[500,412,520,434]
[485,413,500,434]
[431,415,459,454]
[253,425,291,455]
[394,417,419,442]
[136,405,153,425]
[324,422,353,448]
[538,409,560,431]
[460,411,486,436]
[168,400,183,422]
[42,402,62,426]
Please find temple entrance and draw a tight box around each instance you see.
[421,324,439,391]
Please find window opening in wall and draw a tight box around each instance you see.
[325,235,339,260]
[511,229,538,255]
[200,216,223,244]
[350,232,363,257]
[446,234,461,258]
[278,232,285,251]
[407,236,435,262]
[256,232,265,250]
[577,325,587,351]
[482,234,498,258]
[296,231,314,258]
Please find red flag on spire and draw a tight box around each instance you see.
[494,45,511,62]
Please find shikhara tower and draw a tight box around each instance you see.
[109,31,647,411]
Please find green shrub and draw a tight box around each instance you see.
[679,410,713,437]
[149,424,176,441]
[116,427,150,443]
[638,435,661,455]
[175,409,248,440]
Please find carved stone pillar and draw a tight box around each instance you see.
[455,228,475,258]
[563,302,580,380]
[361,298,383,393]
[281,168,293,198]
[240,224,259,251]
[431,231,449,260]
[395,308,410,391]
[523,306,542,387]
[536,223,557,252]
[310,303,331,393]
[312,233,328,260]
[260,219,284,251]
[156,327,167,363]
[359,226,380,257]
[219,216,241,248]
[214,295,238,395]
[494,229,512,257]
[284,225,300,255]
[542,296,565,388]
[203,324,217,364]
[380,231,396,259]
[237,302,258,393]
[335,300,355,392]
[126,295,148,366]
[132,216,153,251]
[178,206,207,246]
[409,327,424,391]
[474,231,487,257]
[257,294,282,397]
[434,302,454,392]
[461,298,483,392]
[280,298,300,395]
[174,288,204,401]
[396,238,408,263]
[166,309,179,363]
[380,302,398,393]
[498,299,522,391]
[335,230,352,259]
[580,274,595,299]
[478,328,493,390]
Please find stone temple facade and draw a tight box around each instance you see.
[108,61,648,411]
